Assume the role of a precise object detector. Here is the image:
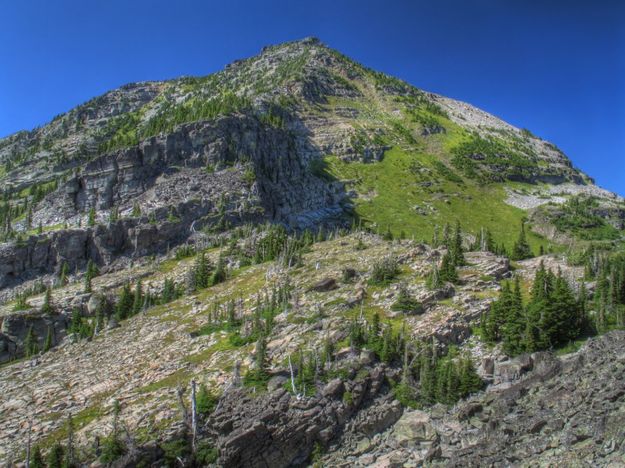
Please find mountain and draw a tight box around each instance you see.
[0,38,624,466]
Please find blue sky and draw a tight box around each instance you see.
[1,0,624,195]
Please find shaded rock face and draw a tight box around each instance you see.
[0,220,189,288]
[0,311,68,362]
[1,115,347,288]
[48,115,345,225]
[207,364,401,468]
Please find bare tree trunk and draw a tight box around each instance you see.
[25,419,31,468]
[288,354,297,394]
[176,385,189,426]
[191,380,197,454]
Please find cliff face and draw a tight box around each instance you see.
[2,114,347,288]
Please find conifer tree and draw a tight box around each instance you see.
[41,286,53,315]
[59,262,70,286]
[439,252,458,284]
[254,334,268,376]
[87,207,96,227]
[451,221,464,265]
[458,356,484,396]
[426,263,443,290]
[501,277,526,355]
[24,326,39,357]
[30,445,45,468]
[511,222,532,260]
[132,279,143,315]
[211,254,227,286]
[46,443,64,468]
[115,284,133,320]
[43,326,54,352]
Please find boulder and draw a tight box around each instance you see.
[392,410,438,447]
[310,278,339,292]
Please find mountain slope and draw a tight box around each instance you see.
[0,38,624,466]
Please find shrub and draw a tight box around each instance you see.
[369,256,399,285]
[100,435,126,463]
[196,441,219,464]
[391,285,424,314]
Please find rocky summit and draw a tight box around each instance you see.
[0,38,624,467]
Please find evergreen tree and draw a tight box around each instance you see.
[193,252,211,289]
[254,334,268,376]
[46,443,64,468]
[501,277,526,356]
[458,356,484,396]
[161,278,176,303]
[84,260,98,293]
[211,254,227,286]
[115,284,133,320]
[41,286,53,314]
[511,222,532,260]
[59,262,70,286]
[43,326,54,352]
[439,252,458,284]
[30,445,45,468]
[24,326,39,357]
[426,263,443,290]
[484,282,511,343]
[391,284,424,314]
[132,279,144,315]
[451,221,465,265]
[545,270,579,346]
[87,207,96,227]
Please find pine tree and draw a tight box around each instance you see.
[30,445,45,468]
[69,308,83,337]
[254,334,268,376]
[132,279,143,315]
[84,260,98,293]
[24,326,39,357]
[46,443,64,468]
[458,356,483,396]
[484,282,511,343]
[108,206,119,223]
[426,263,443,290]
[451,221,465,265]
[59,261,70,286]
[43,326,54,352]
[115,284,133,320]
[131,202,141,217]
[193,252,211,289]
[511,222,532,260]
[501,277,526,356]
[439,252,458,284]
[524,264,552,351]
[546,270,579,346]
[419,347,435,404]
[64,414,75,468]
[41,286,53,315]
[211,254,227,286]
[87,207,96,227]
[161,278,175,303]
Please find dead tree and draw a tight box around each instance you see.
[191,380,197,454]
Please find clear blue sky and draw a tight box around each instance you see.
[1,0,624,195]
